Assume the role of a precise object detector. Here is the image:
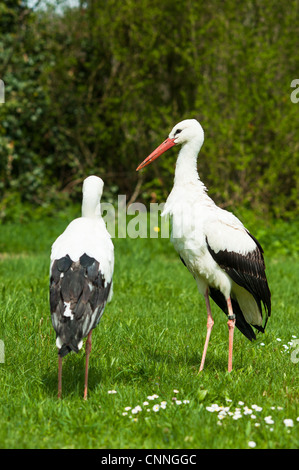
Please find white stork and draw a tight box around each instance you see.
[136,119,271,372]
[50,175,114,399]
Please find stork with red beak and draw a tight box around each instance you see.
[137,119,271,372]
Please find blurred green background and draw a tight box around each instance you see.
[0,1,298,450]
[0,0,298,222]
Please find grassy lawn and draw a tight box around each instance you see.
[0,215,298,449]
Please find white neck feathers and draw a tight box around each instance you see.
[81,176,103,219]
[82,189,102,218]
[174,141,207,194]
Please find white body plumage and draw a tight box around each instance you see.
[163,183,261,326]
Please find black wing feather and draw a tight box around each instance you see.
[50,254,111,357]
[206,233,271,330]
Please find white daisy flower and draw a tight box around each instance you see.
[248,441,256,448]
[206,405,218,412]
[131,405,142,414]
[283,419,294,427]
[264,416,274,424]
[218,414,226,420]
[252,405,262,412]
[152,404,160,412]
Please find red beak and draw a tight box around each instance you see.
[136,137,176,171]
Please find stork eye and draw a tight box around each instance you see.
[175,129,182,136]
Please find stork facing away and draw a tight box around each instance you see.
[137,119,271,372]
[50,176,114,398]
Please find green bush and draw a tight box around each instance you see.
[0,0,298,221]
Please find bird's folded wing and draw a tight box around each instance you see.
[205,219,271,321]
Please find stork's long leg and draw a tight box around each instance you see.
[83,331,93,400]
[58,355,62,399]
[199,289,214,372]
[227,297,236,372]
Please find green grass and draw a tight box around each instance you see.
[0,216,298,449]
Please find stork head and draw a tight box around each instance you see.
[169,119,204,146]
[83,175,104,200]
[136,119,204,171]
[82,176,104,218]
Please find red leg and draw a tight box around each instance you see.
[58,355,62,399]
[199,289,214,372]
[83,331,92,400]
[227,297,236,372]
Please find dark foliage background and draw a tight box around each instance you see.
[0,0,298,221]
